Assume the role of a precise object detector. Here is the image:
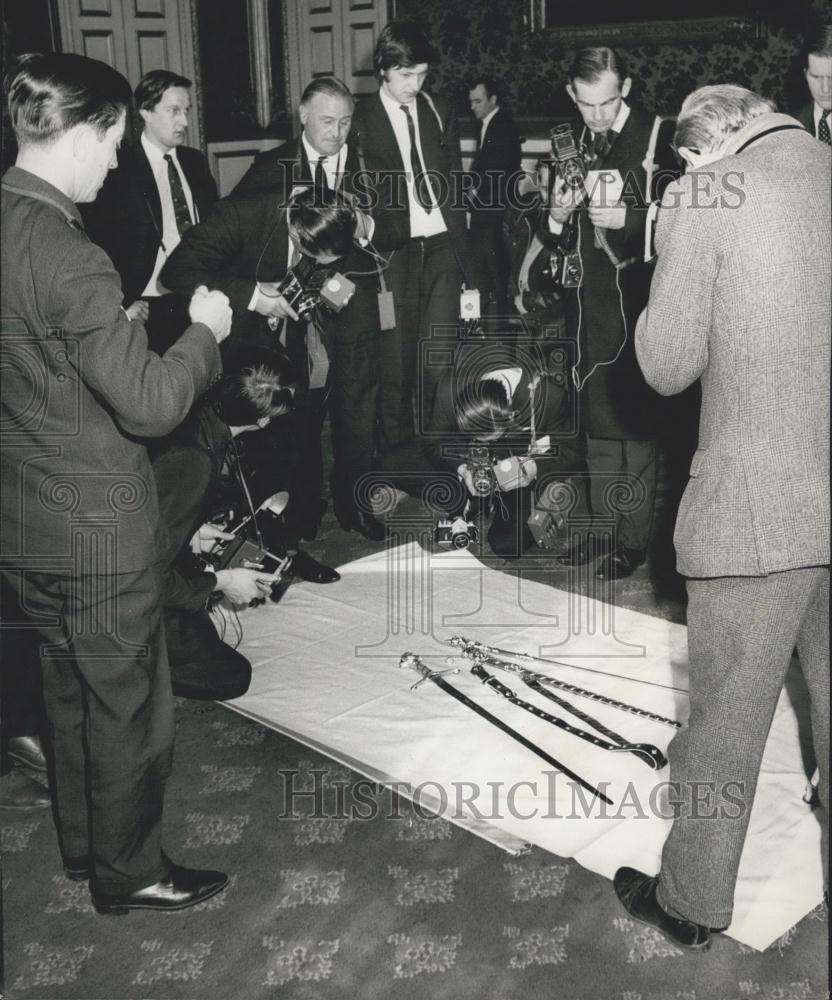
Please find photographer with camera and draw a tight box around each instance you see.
[424,343,586,559]
[546,47,678,581]
[150,348,297,701]
[162,185,367,578]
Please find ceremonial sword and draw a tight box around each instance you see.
[468,660,667,770]
[447,636,682,730]
[400,652,613,806]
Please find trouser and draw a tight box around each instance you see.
[0,576,45,770]
[329,293,382,518]
[586,436,656,551]
[470,217,509,316]
[379,233,464,449]
[165,607,251,701]
[657,567,829,927]
[1,567,173,894]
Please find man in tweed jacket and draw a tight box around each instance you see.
[614,86,830,950]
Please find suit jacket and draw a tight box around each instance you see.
[83,141,218,306]
[468,107,523,222]
[635,113,831,578]
[0,166,221,572]
[350,90,470,278]
[151,407,229,611]
[795,101,830,141]
[160,186,292,359]
[562,105,677,438]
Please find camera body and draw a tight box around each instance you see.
[435,516,479,550]
[544,123,588,191]
[467,446,495,497]
[206,508,291,601]
[275,255,356,319]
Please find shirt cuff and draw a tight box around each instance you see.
[247,285,260,312]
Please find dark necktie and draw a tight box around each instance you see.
[589,130,612,168]
[818,113,831,146]
[400,104,435,213]
[314,155,329,195]
[164,154,192,235]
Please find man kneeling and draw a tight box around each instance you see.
[151,348,297,700]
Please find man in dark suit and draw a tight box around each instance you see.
[228,77,386,541]
[467,77,522,315]
[351,20,472,449]
[795,23,831,145]
[549,46,677,580]
[1,54,232,912]
[84,69,218,353]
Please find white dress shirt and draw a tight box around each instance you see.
[379,85,446,239]
[140,132,196,297]
[478,106,499,148]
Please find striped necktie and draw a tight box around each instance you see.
[164,154,192,234]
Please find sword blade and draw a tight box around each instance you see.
[431,674,613,806]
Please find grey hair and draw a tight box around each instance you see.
[674,84,776,152]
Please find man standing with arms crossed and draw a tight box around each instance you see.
[1,53,233,913]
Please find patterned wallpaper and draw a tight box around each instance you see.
[392,0,831,123]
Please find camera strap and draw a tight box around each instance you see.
[227,436,265,550]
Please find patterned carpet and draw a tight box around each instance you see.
[1,449,828,999]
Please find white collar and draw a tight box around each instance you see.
[480,106,499,131]
[301,132,346,173]
[141,131,178,165]
[590,100,630,137]
[481,366,523,401]
[380,84,416,115]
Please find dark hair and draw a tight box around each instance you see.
[803,22,832,62]
[208,348,297,426]
[567,46,628,86]
[373,21,438,76]
[299,76,352,106]
[6,52,131,146]
[470,76,499,100]
[455,377,513,439]
[287,187,356,259]
[134,69,191,113]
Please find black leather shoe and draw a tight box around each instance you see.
[556,536,610,566]
[0,768,50,810]
[63,856,91,881]
[595,546,645,580]
[337,509,386,541]
[91,862,228,915]
[6,734,47,772]
[614,867,711,951]
[290,549,340,584]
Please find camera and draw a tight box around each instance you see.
[467,446,495,497]
[206,507,291,603]
[274,255,356,319]
[435,516,479,550]
[543,123,588,191]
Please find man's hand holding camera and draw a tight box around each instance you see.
[213,566,280,606]
[548,176,586,225]
[253,284,300,323]
[587,201,626,230]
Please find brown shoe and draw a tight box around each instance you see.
[614,867,711,951]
